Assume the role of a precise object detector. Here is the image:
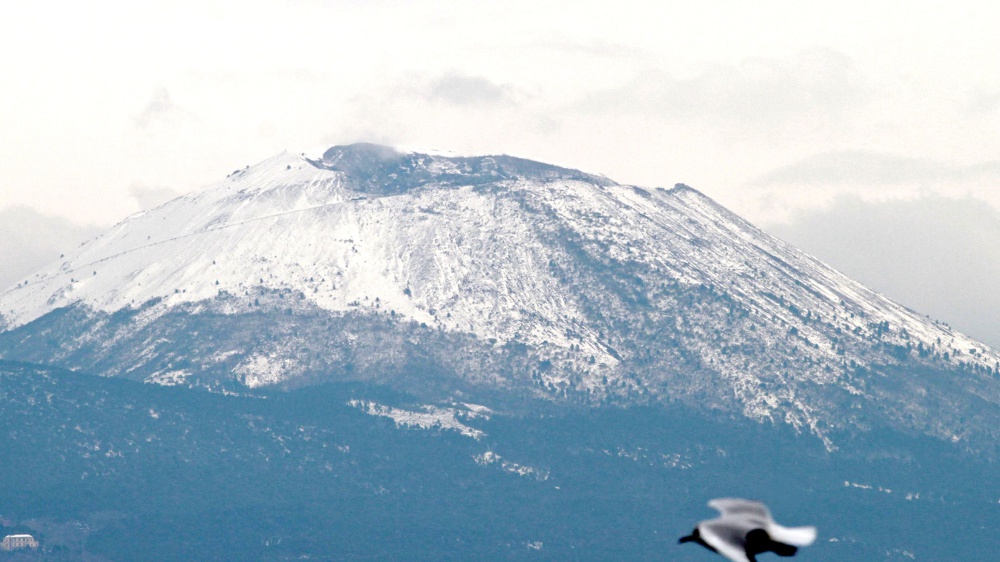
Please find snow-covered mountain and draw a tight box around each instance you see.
[2,143,998,452]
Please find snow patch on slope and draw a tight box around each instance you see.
[474,450,550,480]
[348,400,486,439]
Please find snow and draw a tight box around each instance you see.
[2,154,610,362]
[460,402,494,416]
[394,144,466,157]
[144,370,191,386]
[236,353,301,388]
[348,400,485,439]
[473,450,549,480]
[6,150,992,382]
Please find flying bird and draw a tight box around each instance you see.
[679,498,817,562]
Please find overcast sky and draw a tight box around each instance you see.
[2,1,999,344]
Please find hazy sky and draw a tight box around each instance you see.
[2,1,999,342]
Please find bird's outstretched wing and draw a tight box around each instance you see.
[708,498,771,520]
[698,520,752,562]
[766,524,817,547]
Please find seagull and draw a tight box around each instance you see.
[679,498,817,562]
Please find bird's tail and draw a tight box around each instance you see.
[768,525,816,547]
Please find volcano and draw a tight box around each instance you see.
[2,143,998,453]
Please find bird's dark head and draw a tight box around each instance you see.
[679,528,717,553]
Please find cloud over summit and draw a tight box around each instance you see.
[425,73,515,106]
[135,88,180,129]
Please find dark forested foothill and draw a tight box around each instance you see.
[1,360,996,561]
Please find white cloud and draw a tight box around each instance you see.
[128,183,182,210]
[766,196,1000,348]
[0,207,101,291]
[753,150,1000,188]
[134,87,180,129]
[573,48,868,125]
[968,90,1000,114]
[425,73,516,106]
[736,150,1000,224]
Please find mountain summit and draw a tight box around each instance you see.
[306,143,613,194]
[2,144,998,452]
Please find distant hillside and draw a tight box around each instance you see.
[2,360,997,561]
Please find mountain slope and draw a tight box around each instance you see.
[1,144,998,453]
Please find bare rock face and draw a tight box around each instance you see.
[1,144,998,452]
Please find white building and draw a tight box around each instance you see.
[0,534,39,551]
